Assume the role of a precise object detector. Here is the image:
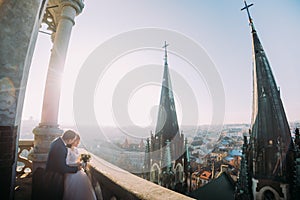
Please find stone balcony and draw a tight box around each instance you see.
[15,140,195,200]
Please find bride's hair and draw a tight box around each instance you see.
[70,134,81,147]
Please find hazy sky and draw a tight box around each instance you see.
[22,0,300,127]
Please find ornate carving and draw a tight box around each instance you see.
[42,6,57,33]
[40,0,84,40]
[17,140,34,177]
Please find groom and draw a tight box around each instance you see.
[46,130,80,173]
[43,130,80,199]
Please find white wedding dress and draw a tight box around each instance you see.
[63,147,96,200]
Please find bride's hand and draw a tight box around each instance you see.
[77,163,82,171]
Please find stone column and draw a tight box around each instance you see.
[0,1,47,199]
[280,183,289,200]
[29,0,84,171]
[252,178,258,200]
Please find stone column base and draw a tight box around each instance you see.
[28,125,63,172]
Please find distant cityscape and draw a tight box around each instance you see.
[20,118,300,192]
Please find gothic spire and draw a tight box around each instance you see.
[155,42,180,144]
[184,138,191,173]
[185,138,190,164]
[143,138,151,180]
[164,140,172,171]
[236,134,251,200]
[163,41,169,66]
[242,1,292,180]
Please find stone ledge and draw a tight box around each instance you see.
[87,152,195,200]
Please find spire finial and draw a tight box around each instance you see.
[162,41,169,65]
[241,1,254,25]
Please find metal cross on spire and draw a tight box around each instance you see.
[162,41,169,65]
[241,0,254,25]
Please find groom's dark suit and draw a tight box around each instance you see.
[46,137,78,173]
[32,137,78,200]
[33,137,79,200]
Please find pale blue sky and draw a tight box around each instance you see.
[23,1,300,127]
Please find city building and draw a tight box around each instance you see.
[236,1,300,200]
[143,42,191,192]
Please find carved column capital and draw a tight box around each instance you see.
[42,0,84,40]
[60,0,84,15]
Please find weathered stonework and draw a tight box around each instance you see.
[0,0,47,199]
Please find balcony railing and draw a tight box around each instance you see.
[17,140,34,177]
[16,140,195,200]
[15,140,34,200]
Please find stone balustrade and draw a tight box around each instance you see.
[17,140,34,177]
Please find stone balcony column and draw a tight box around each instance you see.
[0,1,46,199]
[29,0,84,171]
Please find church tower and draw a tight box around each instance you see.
[154,41,181,147]
[238,1,295,199]
[146,42,187,191]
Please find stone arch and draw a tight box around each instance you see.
[256,186,281,200]
[150,163,161,184]
[174,163,184,183]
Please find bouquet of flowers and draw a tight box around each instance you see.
[80,153,91,172]
[80,153,91,163]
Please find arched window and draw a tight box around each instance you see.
[174,163,184,183]
[150,163,160,184]
[263,190,275,200]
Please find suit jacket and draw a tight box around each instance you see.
[46,137,78,174]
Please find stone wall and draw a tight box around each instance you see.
[0,1,47,199]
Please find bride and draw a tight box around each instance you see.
[63,134,97,200]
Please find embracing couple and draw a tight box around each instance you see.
[45,130,96,200]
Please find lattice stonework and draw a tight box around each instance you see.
[17,140,34,176]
